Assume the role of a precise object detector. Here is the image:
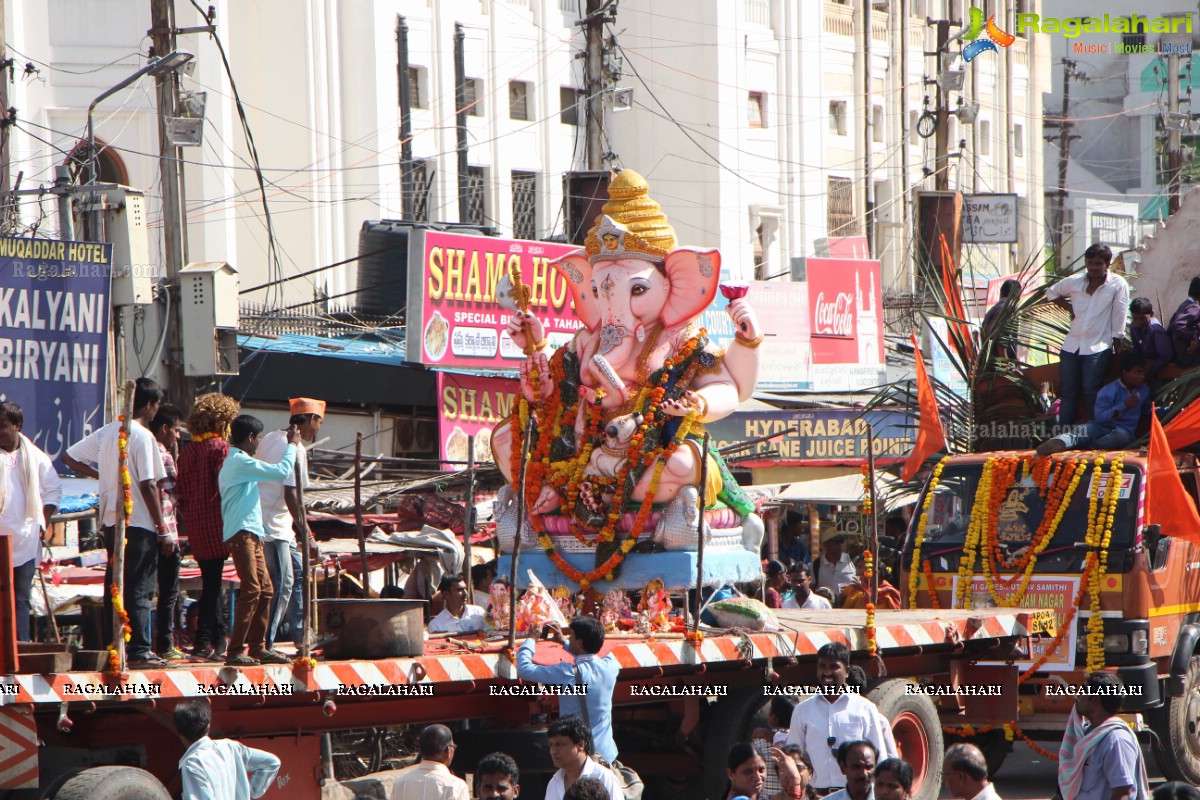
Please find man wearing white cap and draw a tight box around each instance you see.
[258,398,324,651]
[814,523,857,602]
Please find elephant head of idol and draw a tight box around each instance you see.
[550,170,720,393]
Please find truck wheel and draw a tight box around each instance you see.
[1151,655,1200,783]
[50,766,170,800]
[867,679,943,800]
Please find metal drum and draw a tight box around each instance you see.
[316,599,426,659]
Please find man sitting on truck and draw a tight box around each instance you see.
[786,643,897,794]
[428,574,486,634]
[1128,298,1173,382]
[1037,353,1149,455]
[1168,276,1200,369]
[1057,671,1150,800]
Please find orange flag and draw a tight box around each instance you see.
[1164,402,1200,451]
[903,334,947,482]
[1146,404,1200,543]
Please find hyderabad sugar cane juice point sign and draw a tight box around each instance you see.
[491,170,767,595]
[0,237,113,466]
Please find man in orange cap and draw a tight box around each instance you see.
[258,398,324,651]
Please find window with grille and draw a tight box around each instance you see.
[829,101,848,136]
[560,86,580,125]
[510,81,531,121]
[827,176,859,236]
[748,92,766,128]
[465,166,487,226]
[512,171,537,240]
[405,67,426,109]
[403,159,434,223]
[463,78,483,116]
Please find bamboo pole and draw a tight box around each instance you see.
[463,436,475,580]
[354,433,370,584]
[692,432,711,632]
[506,416,535,651]
[112,380,135,673]
[297,451,312,660]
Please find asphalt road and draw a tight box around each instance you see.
[990,742,1166,800]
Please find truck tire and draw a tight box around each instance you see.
[867,679,943,800]
[49,766,170,800]
[1151,655,1200,783]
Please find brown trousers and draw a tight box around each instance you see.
[227,531,273,656]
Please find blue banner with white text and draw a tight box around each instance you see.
[0,237,113,465]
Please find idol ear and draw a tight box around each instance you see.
[661,248,721,329]
[551,251,600,332]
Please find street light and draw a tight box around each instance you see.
[86,51,194,185]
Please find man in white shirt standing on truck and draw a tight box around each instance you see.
[0,402,62,642]
[257,397,324,652]
[1045,243,1131,429]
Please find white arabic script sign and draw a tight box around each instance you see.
[963,193,1019,244]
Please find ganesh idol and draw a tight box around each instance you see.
[491,169,766,592]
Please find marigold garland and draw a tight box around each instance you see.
[190,431,222,443]
[942,723,1057,761]
[922,560,940,608]
[518,329,712,589]
[909,456,950,607]
[117,416,133,522]
[860,464,872,517]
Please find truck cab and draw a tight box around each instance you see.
[898,449,1200,783]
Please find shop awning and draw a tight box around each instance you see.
[777,472,916,510]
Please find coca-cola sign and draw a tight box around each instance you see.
[812,290,855,339]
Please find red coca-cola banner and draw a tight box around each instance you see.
[805,258,885,391]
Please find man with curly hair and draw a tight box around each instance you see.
[177,393,239,660]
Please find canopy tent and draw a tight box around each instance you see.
[777,471,916,511]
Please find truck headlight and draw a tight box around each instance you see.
[1131,629,1149,655]
[1103,633,1129,653]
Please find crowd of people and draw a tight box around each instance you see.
[0,379,328,667]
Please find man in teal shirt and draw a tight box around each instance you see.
[218,415,299,667]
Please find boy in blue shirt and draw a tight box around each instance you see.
[218,415,299,667]
[1038,353,1149,454]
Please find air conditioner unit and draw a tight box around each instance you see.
[74,186,155,305]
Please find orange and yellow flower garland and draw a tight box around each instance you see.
[860,464,872,518]
[117,416,133,522]
[516,330,712,589]
[863,549,877,657]
[908,456,950,606]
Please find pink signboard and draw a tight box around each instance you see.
[406,231,583,370]
[437,372,520,470]
[747,281,811,391]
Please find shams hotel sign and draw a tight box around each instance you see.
[1018,13,1194,55]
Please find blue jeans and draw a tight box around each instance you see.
[264,539,294,650]
[14,559,35,641]
[286,544,304,646]
[1059,421,1134,450]
[1058,348,1113,428]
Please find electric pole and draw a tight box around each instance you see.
[1168,51,1183,215]
[150,0,190,401]
[584,0,606,170]
[933,20,950,191]
[1048,58,1086,268]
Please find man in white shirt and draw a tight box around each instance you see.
[1045,243,1130,428]
[786,643,897,792]
[257,397,324,651]
[545,717,624,800]
[0,402,62,641]
[391,724,469,800]
[64,377,170,668]
[814,525,857,602]
[427,574,486,634]
[782,563,832,610]
[943,743,1001,800]
[174,698,279,800]
[822,741,877,800]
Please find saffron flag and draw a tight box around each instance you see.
[1164,402,1200,451]
[1146,404,1200,543]
[903,334,947,482]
